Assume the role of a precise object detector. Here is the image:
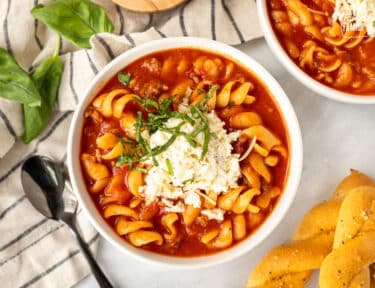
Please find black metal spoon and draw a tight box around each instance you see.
[21,155,113,288]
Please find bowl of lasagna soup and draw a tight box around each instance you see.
[67,37,302,267]
[258,0,375,103]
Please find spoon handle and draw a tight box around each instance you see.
[71,226,113,288]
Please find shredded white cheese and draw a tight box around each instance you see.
[141,109,240,220]
[162,199,185,213]
[334,0,375,36]
[185,191,201,208]
[201,209,225,221]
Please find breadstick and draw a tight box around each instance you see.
[247,170,375,288]
[319,186,375,288]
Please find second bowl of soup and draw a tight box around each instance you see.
[258,0,375,104]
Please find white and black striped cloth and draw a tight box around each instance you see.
[0,1,262,287]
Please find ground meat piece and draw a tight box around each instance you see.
[139,201,159,221]
[195,215,208,227]
[187,71,200,84]
[142,80,168,97]
[141,57,162,75]
[233,134,248,155]
[84,106,103,123]
[363,66,375,80]
[231,73,246,84]
[130,77,168,98]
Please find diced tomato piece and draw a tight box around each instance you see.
[139,201,160,221]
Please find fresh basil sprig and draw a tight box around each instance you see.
[0,0,114,144]
[31,0,114,48]
[22,39,62,143]
[0,49,41,107]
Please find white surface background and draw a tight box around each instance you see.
[75,38,375,288]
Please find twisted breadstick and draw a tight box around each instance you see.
[320,186,375,288]
[247,170,375,288]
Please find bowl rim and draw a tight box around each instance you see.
[67,36,303,269]
[257,0,375,104]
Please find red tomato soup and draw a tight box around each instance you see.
[267,0,375,95]
[80,48,289,257]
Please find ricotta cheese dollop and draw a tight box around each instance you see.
[141,110,241,220]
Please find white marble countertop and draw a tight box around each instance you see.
[76,37,375,288]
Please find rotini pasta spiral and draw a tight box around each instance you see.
[162,213,179,241]
[216,81,255,108]
[93,89,138,118]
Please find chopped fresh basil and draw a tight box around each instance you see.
[114,84,219,167]
[165,158,173,176]
[118,72,132,86]
[133,167,149,174]
[182,178,194,184]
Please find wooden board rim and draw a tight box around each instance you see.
[113,0,188,13]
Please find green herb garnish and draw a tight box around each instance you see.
[191,123,206,138]
[181,132,197,147]
[196,85,219,112]
[118,72,132,86]
[133,167,149,174]
[114,84,220,168]
[165,158,174,176]
[201,129,211,160]
[150,134,178,156]
[116,136,144,168]
[182,178,195,184]
[171,111,195,125]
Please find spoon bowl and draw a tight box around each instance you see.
[21,156,69,220]
[21,155,113,288]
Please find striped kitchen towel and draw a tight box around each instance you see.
[0,0,262,287]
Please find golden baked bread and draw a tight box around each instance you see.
[247,170,375,288]
[319,186,375,287]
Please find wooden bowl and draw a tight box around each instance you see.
[113,0,188,13]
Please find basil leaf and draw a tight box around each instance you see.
[0,48,41,106]
[21,54,62,143]
[31,0,114,48]
[118,72,131,85]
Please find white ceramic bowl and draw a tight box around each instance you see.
[67,37,303,268]
[257,0,375,104]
